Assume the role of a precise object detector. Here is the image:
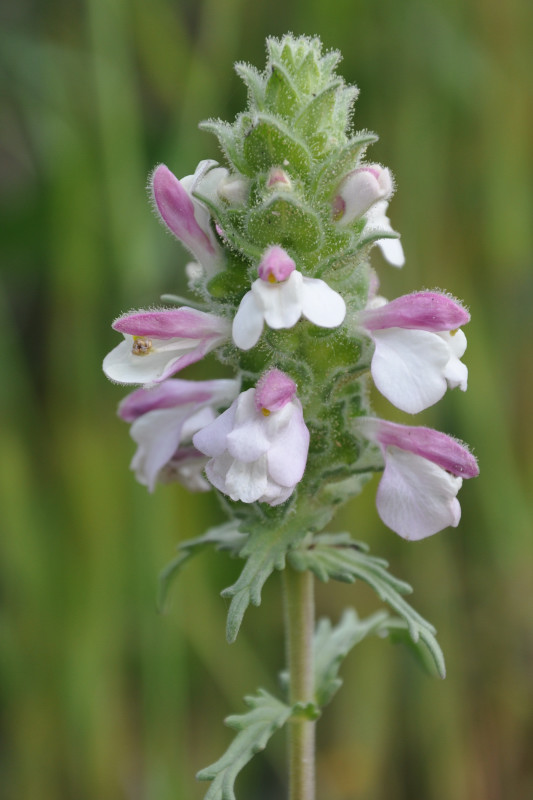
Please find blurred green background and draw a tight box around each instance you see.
[1,0,532,798]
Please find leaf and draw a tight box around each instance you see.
[158,521,246,611]
[200,118,249,175]
[242,113,312,176]
[279,609,389,708]
[222,504,334,643]
[245,193,323,252]
[234,62,265,110]
[313,609,389,706]
[287,534,446,678]
[294,81,341,139]
[197,689,291,800]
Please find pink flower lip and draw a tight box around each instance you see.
[112,307,228,340]
[359,292,470,333]
[118,380,223,422]
[360,417,479,478]
[254,369,297,413]
[257,246,296,283]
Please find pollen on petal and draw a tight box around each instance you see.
[131,336,154,356]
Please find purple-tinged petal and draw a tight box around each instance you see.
[151,164,222,275]
[193,402,238,458]
[118,378,239,422]
[358,418,479,478]
[358,292,469,332]
[113,307,229,340]
[255,369,296,412]
[258,246,296,282]
[194,375,309,505]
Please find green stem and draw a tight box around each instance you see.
[283,565,316,800]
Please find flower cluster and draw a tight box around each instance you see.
[104,36,477,541]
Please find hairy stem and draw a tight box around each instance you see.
[283,565,316,800]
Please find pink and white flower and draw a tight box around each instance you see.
[357,417,479,540]
[357,291,470,414]
[119,378,240,492]
[103,307,230,386]
[151,161,226,276]
[334,164,394,225]
[232,246,346,350]
[193,369,310,505]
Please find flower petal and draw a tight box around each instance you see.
[254,271,304,330]
[358,418,479,478]
[151,164,223,275]
[359,292,469,332]
[232,291,265,350]
[267,402,310,486]
[118,378,236,422]
[192,402,237,458]
[376,446,462,539]
[370,328,451,413]
[113,307,229,339]
[300,277,346,328]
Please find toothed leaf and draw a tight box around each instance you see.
[197,689,291,800]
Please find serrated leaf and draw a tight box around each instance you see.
[313,609,389,706]
[287,534,446,678]
[380,618,444,678]
[158,521,247,611]
[197,689,291,800]
[222,504,334,643]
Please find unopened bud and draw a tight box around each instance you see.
[267,167,292,190]
[334,165,393,225]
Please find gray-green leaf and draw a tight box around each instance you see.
[197,689,291,800]
[288,534,446,678]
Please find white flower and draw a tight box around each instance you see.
[232,246,346,350]
[119,378,240,492]
[357,292,470,414]
[193,369,310,505]
[357,417,479,540]
[357,291,469,413]
[103,307,230,385]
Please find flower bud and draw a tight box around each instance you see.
[334,165,393,225]
[266,167,292,191]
